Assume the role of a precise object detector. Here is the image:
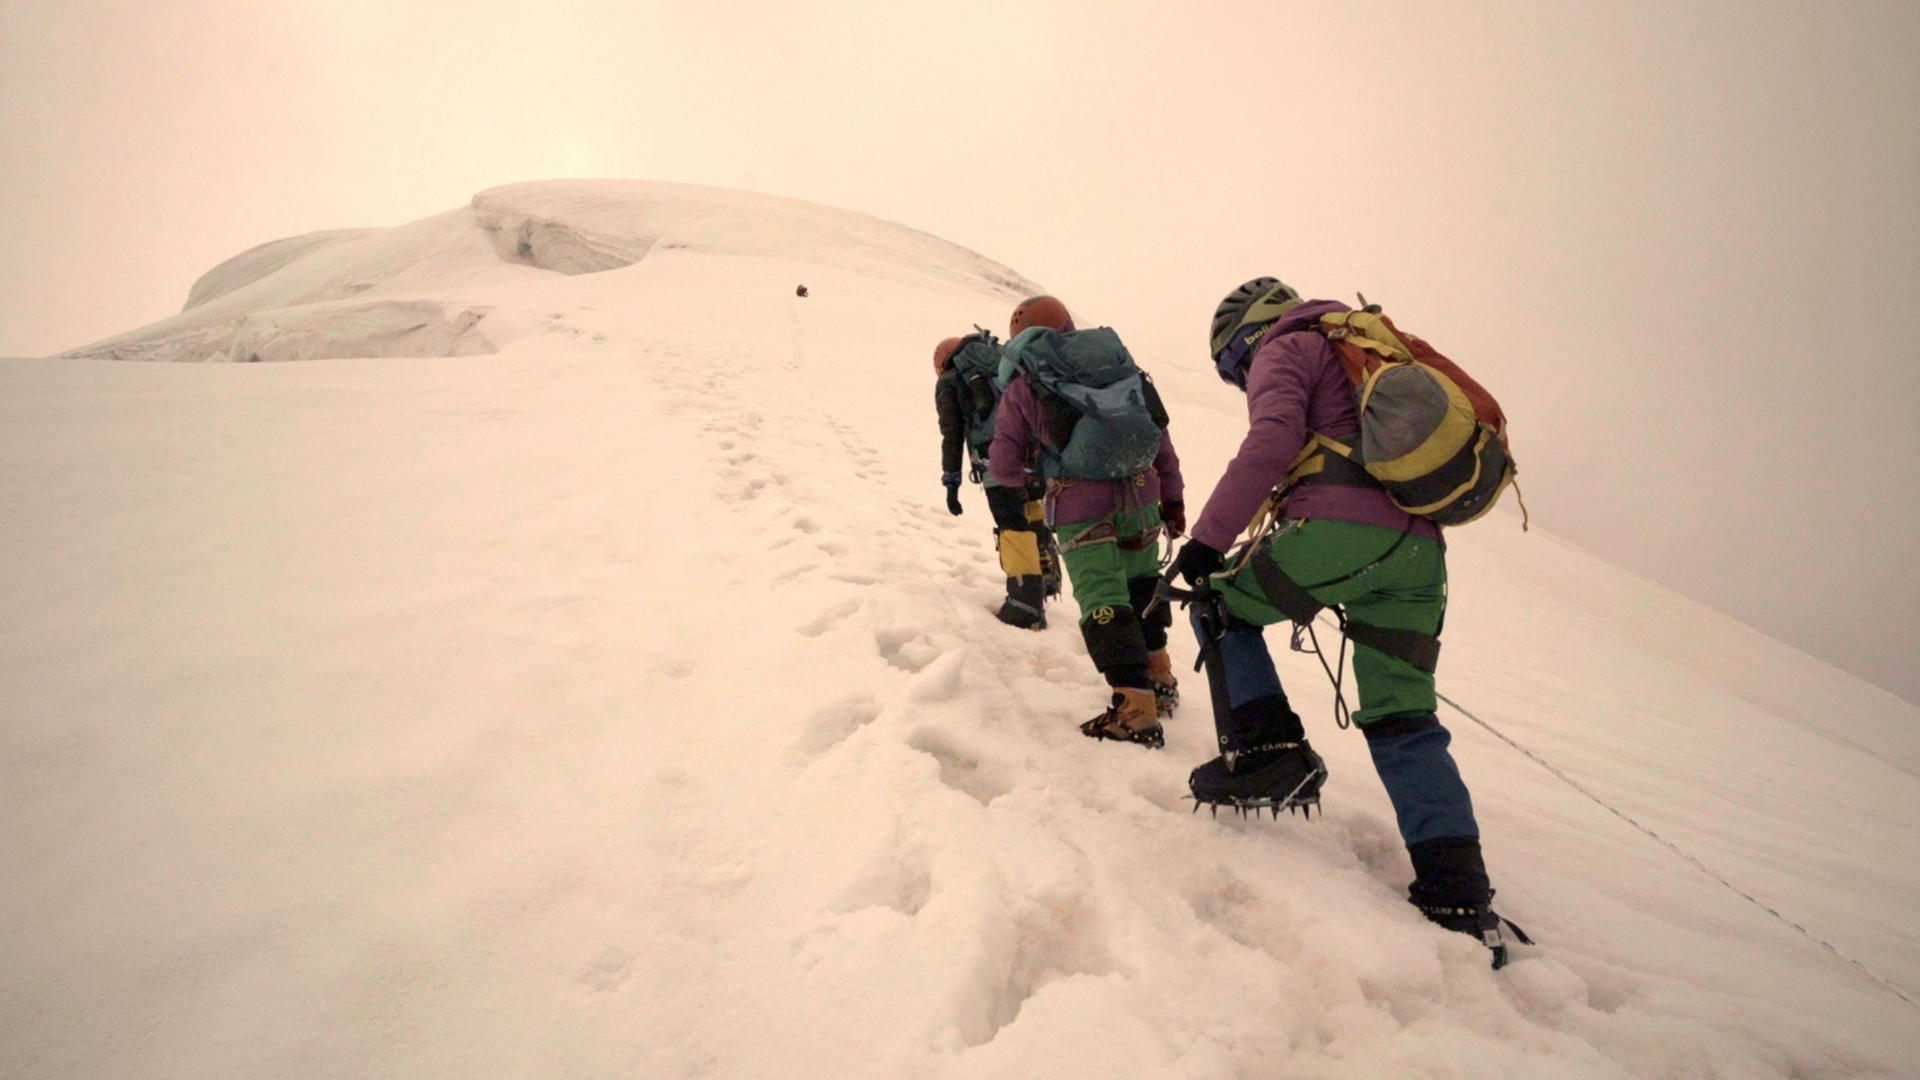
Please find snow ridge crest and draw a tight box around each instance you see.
[63,179,1041,363]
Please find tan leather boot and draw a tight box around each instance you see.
[1080,687,1164,748]
[1146,649,1179,717]
[1115,686,1159,729]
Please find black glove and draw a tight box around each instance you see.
[942,472,964,516]
[1161,499,1186,540]
[1168,538,1224,586]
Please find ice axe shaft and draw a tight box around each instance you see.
[1145,571,1239,760]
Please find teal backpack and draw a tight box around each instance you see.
[1005,326,1169,481]
[947,328,1005,469]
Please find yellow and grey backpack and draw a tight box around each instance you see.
[1290,306,1522,527]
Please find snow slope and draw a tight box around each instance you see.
[4,182,1916,1079]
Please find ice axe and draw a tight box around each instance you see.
[1145,565,1237,760]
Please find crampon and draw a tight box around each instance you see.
[1151,681,1179,718]
[1188,743,1326,819]
[1190,791,1321,819]
[1079,711,1165,749]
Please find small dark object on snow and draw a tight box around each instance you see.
[796,284,809,297]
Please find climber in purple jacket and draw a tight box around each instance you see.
[1165,277,1528,968]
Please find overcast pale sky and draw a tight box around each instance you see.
[3,0,1917,704]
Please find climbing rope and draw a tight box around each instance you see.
[1436,675,1919,1010]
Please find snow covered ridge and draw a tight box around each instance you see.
[182,228,381,311]
[61,179,1042,363]
[469,180,1041,297]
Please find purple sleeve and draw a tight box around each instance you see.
[1152,427,1183,504]
[1190,333,1317,551]
[987,376,1040,489]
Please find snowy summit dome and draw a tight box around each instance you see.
[63,179,1041,364]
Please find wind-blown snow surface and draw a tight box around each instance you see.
[5,185,1917,1079]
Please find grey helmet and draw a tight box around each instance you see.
[1209,277,1303,360]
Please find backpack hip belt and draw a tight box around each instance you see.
[1285,435,1379,492]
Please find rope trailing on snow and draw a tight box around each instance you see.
[1434,684,1919,1011]
[1291,608,1913,1009]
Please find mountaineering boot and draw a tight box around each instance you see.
[1413,896,1533,970]
[1188,741,1326,817]
[1146,648,1179,717]
[1406,836,1532,969]
[1080,687,1163,748]
[995,575,1047,630]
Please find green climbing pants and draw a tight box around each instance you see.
[1210,518,1446,725]
[1054,504,1163,620]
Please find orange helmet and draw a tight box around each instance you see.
[1009,295,1073,336]
[932,336,962,375]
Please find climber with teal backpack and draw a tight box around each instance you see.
[988,296,1187,747]
[933,330,1061,626]
[1161,277,1530,968]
